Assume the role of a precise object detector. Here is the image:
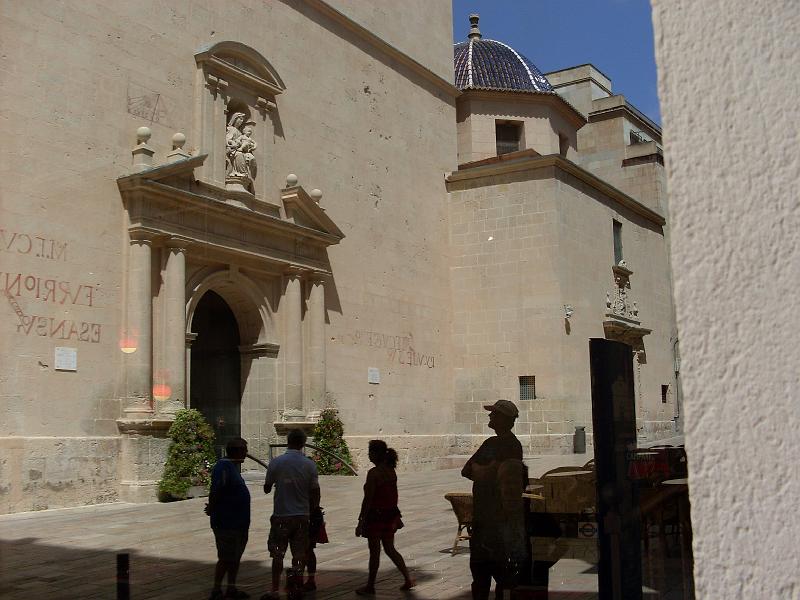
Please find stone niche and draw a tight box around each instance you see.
[194,41,285,202]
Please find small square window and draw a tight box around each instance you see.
[496,122,522,156]
[661,384,669,403]
[519,376,536,400]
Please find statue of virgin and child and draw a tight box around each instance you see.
[225,112,258,193]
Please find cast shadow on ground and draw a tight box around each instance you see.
[0,538,467,600]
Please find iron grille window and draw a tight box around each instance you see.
[519,376,536,400]
[496,122,521,155]
[661,384,669,403]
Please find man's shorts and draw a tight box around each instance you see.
[268,515,309,560]
[213,528,249,562]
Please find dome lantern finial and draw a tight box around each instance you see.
[468,14,482,40]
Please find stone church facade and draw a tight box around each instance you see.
[0,1,678,513]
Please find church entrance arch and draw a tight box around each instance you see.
[190,290,241,457]
[186,268,279,461]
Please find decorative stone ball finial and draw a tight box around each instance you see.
[136,126,152,145]
[166,132,191,162]
[309,188,323,203]
[171,132,186,150]
[468,14,481,39]
[286,173,299,187]
[132,126,155,170]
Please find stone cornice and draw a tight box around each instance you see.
[116,418,173,435]
[297,0,459,98]
[118,158,343,275]
[603,315,652,342]
[589,96,662,141]
[197,55,283,99]
[119,154,207,182]
[457,88,586,128]
[128,227,161,244]
[445,154,666,226]
[546,63,614,86]
[549,75,614,98]
[119,176,344,247]
[129,218,334,274]
[194,40,285,100]
[238,342,280,357]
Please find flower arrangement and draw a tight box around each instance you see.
[158,408,217,500]
[311,408,356,475]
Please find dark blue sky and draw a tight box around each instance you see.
[451,0,661,124]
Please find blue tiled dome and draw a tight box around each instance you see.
[454,15,553,93]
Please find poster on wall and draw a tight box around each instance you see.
[54,346,77,371]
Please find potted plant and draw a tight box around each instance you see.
[158,408,216,500]
[310,408,356,475]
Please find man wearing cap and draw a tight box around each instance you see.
[462,399,526,600]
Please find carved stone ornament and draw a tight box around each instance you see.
[607,264,639,321]
[193,41,285,196]
[604,263,650,343]
[225,113,258,193]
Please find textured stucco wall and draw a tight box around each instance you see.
[652,1,799,597]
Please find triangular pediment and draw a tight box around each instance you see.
[281,186,344,240]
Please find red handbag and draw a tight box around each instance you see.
[310,507,329,544]
[316,519,329,544]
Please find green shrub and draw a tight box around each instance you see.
[158,408,216,500]
[311,408,356,475]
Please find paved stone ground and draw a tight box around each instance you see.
[0,457,689,600]
[0,469,472,600]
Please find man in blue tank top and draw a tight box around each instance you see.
[206,437,251,600]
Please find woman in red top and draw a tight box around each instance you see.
[355,440,415,595]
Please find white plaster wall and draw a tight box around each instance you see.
[652,1,800,597]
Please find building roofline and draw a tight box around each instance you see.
[545,62,614,83]
[457,88,587,127]
[589,96,662,139]
[298,0,460,98]
[549,76,614,99]
[445,152,666,226]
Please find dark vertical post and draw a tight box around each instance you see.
[590,338,643,600]
[117,553,130,600]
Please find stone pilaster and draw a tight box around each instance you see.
[283,269,304,419]
[160,238,190,415]
[307,275,327,414]
[185,332,198,405]
[124,231,155,418]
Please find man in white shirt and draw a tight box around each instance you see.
[261,429,320,600]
